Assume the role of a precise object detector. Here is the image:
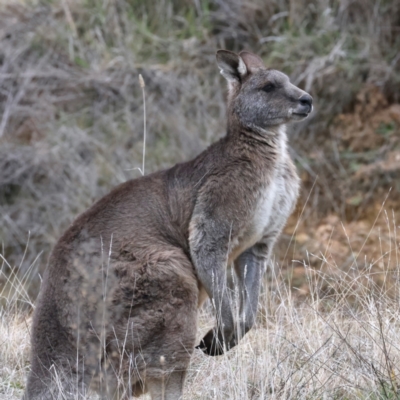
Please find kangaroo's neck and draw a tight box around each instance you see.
[227,123,288,160]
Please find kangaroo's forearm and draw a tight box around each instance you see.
[234,247,269,335]
[190,243,234,331]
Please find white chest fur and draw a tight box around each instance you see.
[253,164,298,240]
[252,178,280,238]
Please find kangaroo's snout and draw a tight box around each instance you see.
[299,94,313,112]
[293,93,313,117]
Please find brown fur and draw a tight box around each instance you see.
[23,50,312,399]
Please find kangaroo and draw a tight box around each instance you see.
[23,50,312,400]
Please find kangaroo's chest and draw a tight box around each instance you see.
[253,172,297,237]
[229,162,299,261]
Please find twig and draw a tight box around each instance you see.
[61,0,78,38]
[139,74,146,176]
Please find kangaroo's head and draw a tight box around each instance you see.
[216,50,313,131]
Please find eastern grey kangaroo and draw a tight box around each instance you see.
[24,50,312,400]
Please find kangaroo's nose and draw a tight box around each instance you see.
[299,94,313,111]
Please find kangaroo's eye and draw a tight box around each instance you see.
[262,83,275,92]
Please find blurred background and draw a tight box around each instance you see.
[0,0,399,303]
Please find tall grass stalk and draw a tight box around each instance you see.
[139,74,147,176]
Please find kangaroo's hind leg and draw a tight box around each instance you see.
[108,246,199,400]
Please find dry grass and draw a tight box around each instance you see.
[0,312,30,399]
[0,253,33,399]
[2,215,400,399]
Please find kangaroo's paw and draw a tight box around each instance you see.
[196,328,227,356]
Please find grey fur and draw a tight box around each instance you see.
[23,50,312,399]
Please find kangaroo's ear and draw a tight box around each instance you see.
[216,50,247,83]
[239,51,264,73]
